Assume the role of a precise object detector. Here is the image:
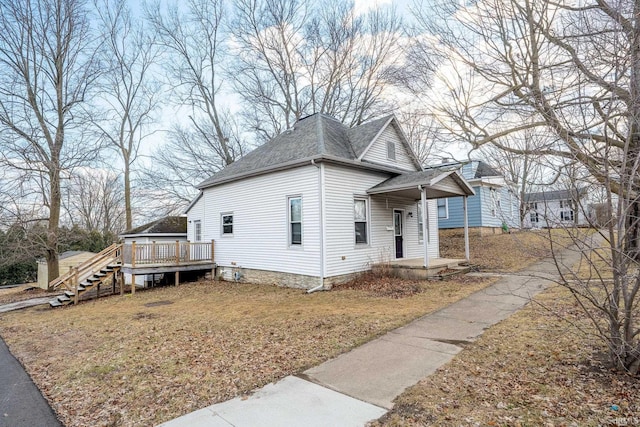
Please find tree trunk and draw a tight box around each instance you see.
[124,161,132,230]
[46,168,61,289]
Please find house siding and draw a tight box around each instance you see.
[439,185,520,229]
[361,124,417,171]
[198,165,321,277]
[523,198,588,228]
[323,163,438,277]
[187,195,205,241]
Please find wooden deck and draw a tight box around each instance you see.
[121,241,216,287]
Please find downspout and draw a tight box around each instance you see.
[309,159,326,293]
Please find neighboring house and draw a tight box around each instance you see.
[119,216,187,286]
[437,160,520,234]
[186,113,475,289]
[523,189,589,228]
[37,251,96,289]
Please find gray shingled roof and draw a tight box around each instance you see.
[197,113,396,189]
[368,169,442,191]
[122,216,187,236]
[525,188,587,202]
[471,161,501,178]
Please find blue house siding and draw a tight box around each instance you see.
[438,184,520,230]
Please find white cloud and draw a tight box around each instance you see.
[353,0,393,16]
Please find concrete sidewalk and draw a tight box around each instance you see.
[159,242,588,426]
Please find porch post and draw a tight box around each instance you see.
[421,186,429,268]
[463,195,470,262]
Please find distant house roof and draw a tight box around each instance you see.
[469,161,501,179]
[121,216,187,237]
[196,113,421,190]
[525,188,587,203]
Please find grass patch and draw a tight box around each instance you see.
[372,285,640,426]
[440,228,586,272]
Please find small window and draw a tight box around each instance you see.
[289,196,302,246]
[417,202,424,241]
[387,139,396,160]
[354,198,368,244]
[561,210,574,221]
[530,212,538,223]
[194,220,202,241]
[221,213,233,235]
[437,198,448,219]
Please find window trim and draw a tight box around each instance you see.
[354,196,369,246]
[437,198,448,220]
[221,212,234,236]
[193,220,202,242]
[288,195,303,248]
[386,139,396,160]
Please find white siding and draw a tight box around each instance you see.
[361,124,418,171]
[323,164,439,277]
[187,195,205,242]
[194,165,321,276]
[523,198,588,228]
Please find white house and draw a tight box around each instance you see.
[186,114,475,289]
[523,189,589,228]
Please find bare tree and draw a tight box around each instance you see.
[408,0,640,374]
[63,170,125,235]
[231,0,401,142]
[0,0,100,288]
[92,0,162,230]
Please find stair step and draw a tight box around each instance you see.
[64,291,75,298]
[58,295,71,302]
[49,300,63,308]
[87,276,101,282]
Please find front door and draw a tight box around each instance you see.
[394,210,404,259]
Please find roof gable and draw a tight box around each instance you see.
[356,116,421,171]
[197,113,421,189]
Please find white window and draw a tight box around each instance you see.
[561,210,574,221]
[221,213,233,235]
[354,198,368,244]
[387,139,396,160]
[437,198,448,219]
[194,220,202,241]
[490,188,498,217]
[417,202,424,241]
[288,196,302,246]
[530,212,539,223]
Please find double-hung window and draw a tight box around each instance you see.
[289,196,302,246]
[354,198,368,245]
[221,213,233,235]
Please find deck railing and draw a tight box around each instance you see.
[122,240,214,267]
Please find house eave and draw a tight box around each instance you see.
[119,233,187,240]
[196,155,411,190]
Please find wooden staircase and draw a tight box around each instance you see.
[49,244,123,308]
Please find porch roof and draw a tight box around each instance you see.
[367,169,475,199]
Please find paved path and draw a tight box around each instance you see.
[0,338,61,427]
[160,240,590,427]
[0,297,55,314]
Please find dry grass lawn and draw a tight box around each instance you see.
[373,285,640,427]
[440,228,580,272]
[0,230,570,426]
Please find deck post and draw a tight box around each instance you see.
[175,240,180,264]
[211,239,215,262]
[120,271,124,295]
[73,267,79,305]
[131,274,136,295]
[131,241,136,268]
[186,242,191,262]
[175,271,179,286]
[420,186,429,268]
[151,241,156,263]
[463,195,470,262]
